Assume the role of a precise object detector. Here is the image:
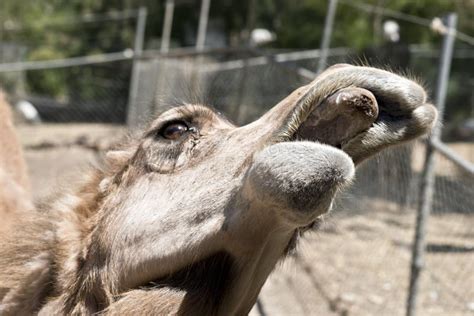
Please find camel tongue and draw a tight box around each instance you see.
[296,87,379,147]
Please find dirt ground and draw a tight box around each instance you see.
[18,123,124,201]
[17,124,474,316]
[250,200,473,316]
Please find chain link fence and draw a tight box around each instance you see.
[24,61,131,123]
[128,48,353,126]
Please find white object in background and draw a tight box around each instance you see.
[123,48,134,58]
[250,28,276,46]
[431,17,447,35]
[15,100,41,124]
[383,20,400,42]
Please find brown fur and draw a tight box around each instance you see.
[0,92,33,233]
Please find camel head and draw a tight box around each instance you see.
[0,65,437,315]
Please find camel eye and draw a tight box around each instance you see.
[161,122,189,140]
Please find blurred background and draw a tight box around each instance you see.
[0,0,473,315]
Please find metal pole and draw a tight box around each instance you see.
[161,0,175,54]
[244,0,256,44]
[191,0,211,101]
[196,0,211,51]
[126,7,148,127]
[234,0,256,123]
[317,0,338,74]
[406,13,457,316]
[132,7,147,57]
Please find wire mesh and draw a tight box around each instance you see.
[4,60,131,123]
[130,50,353,126]
[420,150,474,315]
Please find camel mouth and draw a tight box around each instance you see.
[286,84,435,165]
[137,251,234,306]
[277,65,436,164]
[291,86,379,150]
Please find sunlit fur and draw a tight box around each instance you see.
[0,92,33,234]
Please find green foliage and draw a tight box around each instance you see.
[26,47,67,97]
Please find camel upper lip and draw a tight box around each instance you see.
[284,86,380,150]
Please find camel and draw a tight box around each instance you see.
[0,92,33,233]
[0,64,437,315]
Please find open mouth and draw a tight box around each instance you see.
[281,65,436,164]
[293,86,379,150]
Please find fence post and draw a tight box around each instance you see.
[126,7,147,127]
[161,0,175,54]
[196,0,211,51]
[406,13,457,316]
[317,0,338,74]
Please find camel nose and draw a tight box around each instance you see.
[245,142,354,226]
